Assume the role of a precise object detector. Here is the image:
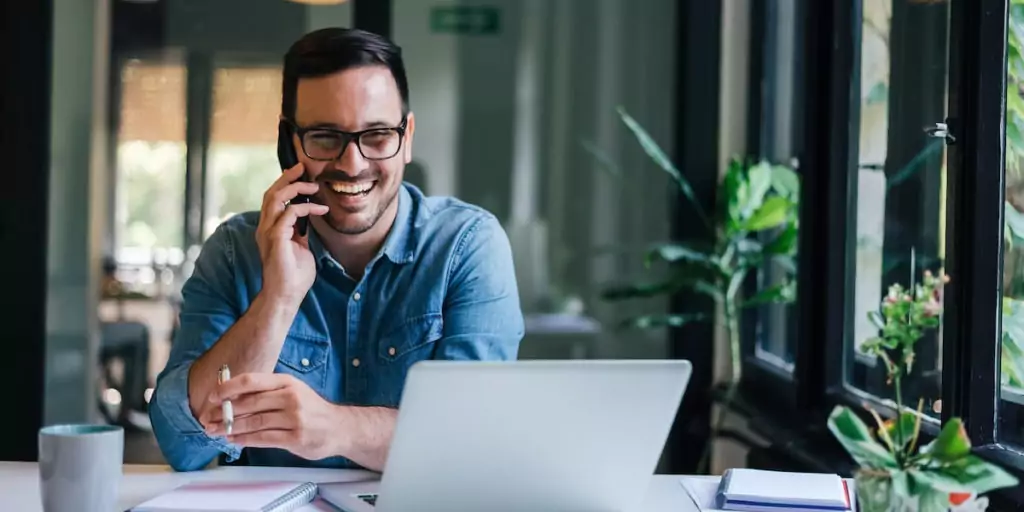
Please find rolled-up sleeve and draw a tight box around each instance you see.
[148,224,244,471]
[434,214,525,361]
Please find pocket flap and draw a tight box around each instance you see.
[278,332,328,373]
[379,313,443,361]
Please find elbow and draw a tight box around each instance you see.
[148,391,216,472]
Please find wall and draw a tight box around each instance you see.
[46,0,111,424]
[392,0,460,198]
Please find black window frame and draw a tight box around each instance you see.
[739,0,1024,507]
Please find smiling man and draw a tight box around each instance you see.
[149,28,525,472]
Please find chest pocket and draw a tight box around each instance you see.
[276,332,329,392]
[378,313,443,364]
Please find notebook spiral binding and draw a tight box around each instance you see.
[261,482,318,512]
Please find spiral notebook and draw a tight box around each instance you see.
[130,480,319,512]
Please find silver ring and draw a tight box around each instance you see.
[282,200,290,208]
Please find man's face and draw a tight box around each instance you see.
[292,65,414,235]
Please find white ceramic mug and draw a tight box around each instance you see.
[38,424,124,512]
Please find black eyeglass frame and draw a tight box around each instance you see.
[283,116,409,162]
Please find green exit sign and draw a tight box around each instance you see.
[430,6,500,35]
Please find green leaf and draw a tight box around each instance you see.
[579,138,622,178]
[1009,121,1024,154]
[938,455,1020,494]
[1005,201,1024,246]
[744,196,792,232]
[747,160,773,214]
[764,222,799,255]
[771,165,800,201]
[885,412,918,450]
[722,159,748,232]
[772,254,797,274]
[617,107,711,231]
[741,281,796,308]
[602,281,681,300]
[909,457,1018,495]
[890,470,911,497]
[922,418,971,462]
[826,406,898,469]
[644,243,717,268]
[625,313,709,329]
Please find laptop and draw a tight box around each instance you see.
[319,359,691,512]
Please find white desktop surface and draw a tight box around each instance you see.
[0,462,697,511]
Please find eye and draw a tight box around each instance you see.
[361,130,396,146]
[307,131,343,149]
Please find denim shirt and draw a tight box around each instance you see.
[149,183,524,471]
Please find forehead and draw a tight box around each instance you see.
[293,65,403,128]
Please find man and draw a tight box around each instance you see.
[149,28,524,472]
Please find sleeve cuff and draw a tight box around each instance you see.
[157,363,242,462]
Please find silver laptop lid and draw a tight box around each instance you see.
[375,359,692,512]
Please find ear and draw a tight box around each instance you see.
[402,112,415,164]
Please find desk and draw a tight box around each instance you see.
[0,462,697,511]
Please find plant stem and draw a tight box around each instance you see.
[893,370,905,467]
[698,301,742,473]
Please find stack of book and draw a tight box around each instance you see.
[681,469,853,512]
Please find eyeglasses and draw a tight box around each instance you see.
[286,117,408,161]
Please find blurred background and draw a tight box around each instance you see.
[9,0,1024,486]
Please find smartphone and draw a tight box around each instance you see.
[277,120,311,237]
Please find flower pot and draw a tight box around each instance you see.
[854,470,988,512]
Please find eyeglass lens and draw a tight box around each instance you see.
[302,128,401,160]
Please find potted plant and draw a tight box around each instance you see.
[828,271,1018,511]
[595,107,800,472]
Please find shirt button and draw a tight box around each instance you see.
[300,358,310,367]
[352,358,360,368]
[353,292,361,301]
[388,347,396,356]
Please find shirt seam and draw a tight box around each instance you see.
[445,213,488,287]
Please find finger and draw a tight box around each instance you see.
[209,373,292,403]
[272,203,330,236]
[209,388,290,423]
[262,182,320,222]
[259,163,308,224]
[207,410,293,437]
[227,429,295,450]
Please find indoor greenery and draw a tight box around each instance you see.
[599,107,799,472]
[828,271,1018,511]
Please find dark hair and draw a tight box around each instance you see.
[281,28,409,120]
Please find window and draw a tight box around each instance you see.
[204,65,285,238]
[114,58,188,288]
[748,0,804,373]
[845,0,949,418]
[999,3,1024,446]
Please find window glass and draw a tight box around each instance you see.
[751,0,803,372]
[998,3,1024,443]
[114,59,188,290]
[846,0,950,418]
[204,66,284,238]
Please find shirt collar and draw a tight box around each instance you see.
[307,183,417,269]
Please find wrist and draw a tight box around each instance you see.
[255,287,304,316]
[330,404,355,457]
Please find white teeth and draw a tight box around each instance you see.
[329,181,373,194]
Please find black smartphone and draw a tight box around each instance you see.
[277,120,311,237]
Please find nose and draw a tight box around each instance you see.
[331,138,369,176]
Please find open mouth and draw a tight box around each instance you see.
[325,180,376,197]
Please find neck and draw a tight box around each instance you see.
[312,198,399,279]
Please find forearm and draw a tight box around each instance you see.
[335,406,398,472]
[188,291,299,418]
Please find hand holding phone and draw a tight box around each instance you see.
[278,120,311,237]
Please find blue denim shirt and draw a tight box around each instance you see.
[149,183,524,471]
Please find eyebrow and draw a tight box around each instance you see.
[304,119,398,131]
